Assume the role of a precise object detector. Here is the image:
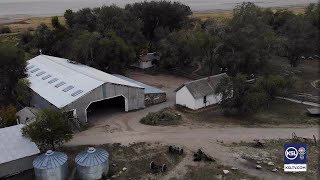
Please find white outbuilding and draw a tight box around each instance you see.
[0,124,40,178]
[175,73,227,110]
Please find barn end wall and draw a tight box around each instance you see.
[64,83,145,123]
[175,86,196,110]
[30,91,59,110]
[0,154,38,178]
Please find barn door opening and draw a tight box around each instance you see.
[86,96,127,122]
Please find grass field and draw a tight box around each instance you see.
[192,6,306,20]
[177,99,318,126]
[4,16,65,33]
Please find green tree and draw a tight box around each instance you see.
[222,2,275,75]
[159,30,200,69]
[67,31,100,64]
[0,44,26,105]
[216,74,268,115]
[15,79,31,106]
[0,105,17,128]
[256,75,295,99]
[22,109,73,150]
[125,1,192,41]
[94,32,135,73]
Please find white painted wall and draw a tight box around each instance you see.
[176,86,223,110]
[139,61,153,69]
[194,93,222,109]
[176,86,196,109]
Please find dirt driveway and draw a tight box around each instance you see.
[68,71,319,180]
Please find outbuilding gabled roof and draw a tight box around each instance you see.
[27,55,143,108]
[175,73,228,99]
[0,124,40,164]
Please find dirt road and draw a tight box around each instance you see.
[67,71,319,179]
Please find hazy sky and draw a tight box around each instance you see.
[0,0,318,17]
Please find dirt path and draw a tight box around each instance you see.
[67,72,319,179]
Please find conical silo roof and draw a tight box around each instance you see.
[33,150,68,169]
[75,147,109,167]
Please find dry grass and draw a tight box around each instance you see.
[183,162,258,180]
[6,16,65,33]
[192,6,307,21]
[228,139,319,179]
[177,99,318,126]
[7,142,185,180]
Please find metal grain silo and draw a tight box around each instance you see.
[75,147,109,180]
[33,150,68,180]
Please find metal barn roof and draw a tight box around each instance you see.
[175,73,228,99]
[0,124,40,164]
[27,55,143,108]
[113,74,164,94]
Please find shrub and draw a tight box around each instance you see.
[0,26,11,34]
[140,109,181,126]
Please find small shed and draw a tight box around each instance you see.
[132,52,160,69]
[175,73,228,110]
[307,108,320,116]
[0,124,40,178]
[16,107,39,124]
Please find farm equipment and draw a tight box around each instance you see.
[292,132,317,146]
[150,161,167,173]
[193,149,214,162]
[168,145,183,155]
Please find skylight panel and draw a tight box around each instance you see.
[30,68,40,73]
[36,71,46,76]
[26,65,34,70]
[55,81,66,88]
[48,78,58,84]
[71,90,83,97]
[62,86,74,92]
[42,75,52,80]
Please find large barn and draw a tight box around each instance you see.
[175,73,227,110]
[26,55,145,123]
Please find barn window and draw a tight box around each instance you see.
[48,78,58,84]
[30,68,40,73]
[36,71,46,76]
[62,85,74,92]
[71,90,83,97]
[55,81,66,88]
[42,75,52,80]
[203,96,207,104]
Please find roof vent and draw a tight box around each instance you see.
[62,86,74,92]
[45,150,54,156]
[55,82,66,88]
[42,75,52,80]
[36,71,46,76]
[30,68,40,73]
[71,90,83,97]
[87,147,96,153]
[48,78,58,84]
[26,65,35,70]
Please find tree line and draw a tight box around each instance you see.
[0,1,319,125]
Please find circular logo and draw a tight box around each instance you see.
[285,147,298,160]
[298,147,305,154]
